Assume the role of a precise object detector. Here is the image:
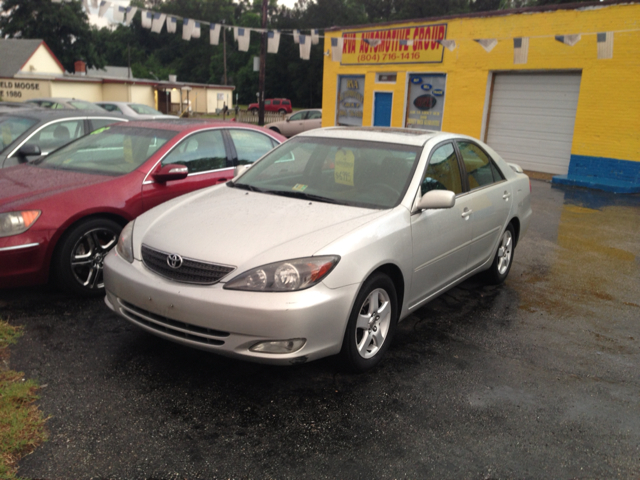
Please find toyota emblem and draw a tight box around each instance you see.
[166,253,183,269]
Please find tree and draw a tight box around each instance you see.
[0,0,105,71]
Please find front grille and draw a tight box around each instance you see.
[141,244,235,285]
[118,299,229,346]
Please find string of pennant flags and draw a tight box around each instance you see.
[51,0,322,60]
[50,0,635,62]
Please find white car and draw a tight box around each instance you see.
[95,101,178,120]
[104,127,532,372]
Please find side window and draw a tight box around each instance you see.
[307,111,322,120]
[421,143,463,195]
[228,129,277,165]
[273,100,281,106]
[89,118,122,131]
[27,120,85,153]
[457,141,502,190]
[289,112,305,121]
[161,130,228,174]
[101,104,118,113]
[265,100,272,106]
[283,100,291,106]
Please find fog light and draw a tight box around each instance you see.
[250,338,306,354]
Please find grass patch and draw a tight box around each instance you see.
[0,320,47,480]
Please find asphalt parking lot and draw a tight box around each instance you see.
[3,179,640,479]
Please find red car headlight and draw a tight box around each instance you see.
[0,211,41,238]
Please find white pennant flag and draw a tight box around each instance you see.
[267,30,281,54]
[233,26,238,42]
[293,30,300,44]
[209,23,221,46]
[555,34,581,46]
[311,29,319,45]
[299,34,311,60]
[98,1,110,17]
[597,32,613,59]
[437,39,456,51]
[513,37,529,64]
[192,21,201,39]
[51,0,63,3]
[237,27,250,52]
[151,13,166,34]
[141,10,153,29]
[124,6,137,26]
[91,0,98,7]
[331,37,343,62]
[167,16,178,34]
[474,38,497,52]
[113,5,126,23]
[182,19,194,40]
[82,0,90,11]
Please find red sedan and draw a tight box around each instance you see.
[0,120,285,295]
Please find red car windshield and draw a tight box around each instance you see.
[39,126,177,175]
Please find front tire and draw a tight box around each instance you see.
[53,217,123,296]
[340,273,398,372]
[485,224,515,285]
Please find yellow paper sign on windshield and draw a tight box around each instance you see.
[334,149,355,186]
[1,125,12,146]
[123,136,134,164]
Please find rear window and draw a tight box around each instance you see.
[0,116,37,153]
[39,126,176,175]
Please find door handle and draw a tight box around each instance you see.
[503,191,511,200]
[461,208,472,218]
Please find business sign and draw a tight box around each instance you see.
[336,75,364,126]
[340,24,447,65]
[0,79,47,101]
[405,74,446,131]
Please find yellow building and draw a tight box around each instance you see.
[322,1,640,193]
[0,39,234,115]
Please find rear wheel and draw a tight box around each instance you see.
[53,218,123,296]
[269,127,281,134]
[485,224,515,285]
[249,108,258,115]
[340,273,398,372]
[278,109,286,114]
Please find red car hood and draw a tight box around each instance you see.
[0,165,112,210]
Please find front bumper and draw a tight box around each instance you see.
[103,251,359,365]
[0,234,49,288]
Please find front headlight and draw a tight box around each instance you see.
[224,255,340,292]
[0,211,41,237]
[115,220,134,263]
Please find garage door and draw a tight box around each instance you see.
[485,72,581,175]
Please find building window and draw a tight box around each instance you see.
[376,73,397,83]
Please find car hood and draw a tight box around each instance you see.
[0,165,110,210]
[134,185,387,273]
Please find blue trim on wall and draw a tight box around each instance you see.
[552,155,640,194]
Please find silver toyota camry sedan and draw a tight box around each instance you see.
[104,127,532,372]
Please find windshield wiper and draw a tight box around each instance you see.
[228,182,267,193]
[266,190,342,205]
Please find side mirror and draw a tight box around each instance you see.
[285,117,291,122]
[152,164,188,183]
[413,189,456,213]
[17,144,42,159]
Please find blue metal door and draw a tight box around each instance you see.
[373,92,393,127]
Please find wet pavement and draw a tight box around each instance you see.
[2,179,639,479]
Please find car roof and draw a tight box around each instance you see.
[119,119,279,133]
[0,109,123,121]
[298,127,448,146]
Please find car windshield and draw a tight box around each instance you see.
[69,100,101,110]
[38,125,176,175]
[130,104,162,115]
[0,116,38,153]
[233,137,421,209]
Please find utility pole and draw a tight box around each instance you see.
[258,0,268,126]
[223,21,228,85]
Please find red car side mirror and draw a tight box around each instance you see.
[152,164,189,183]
